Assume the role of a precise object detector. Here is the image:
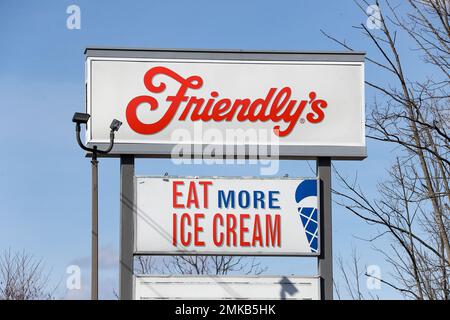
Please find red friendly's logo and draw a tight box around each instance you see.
[126,66,328,137]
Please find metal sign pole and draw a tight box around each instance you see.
[91,151,98,300]
[317,157,333,300]
[119,155,135,300]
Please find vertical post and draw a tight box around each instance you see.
[120,155,135,300]
[91,153,98,300]
[317,157,333,300]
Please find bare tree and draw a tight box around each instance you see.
[134,255,266,276]
[334,249,379,300]
[0,249,54,300]
[323,0,449,299]
[135,256,157,274]
[163,256,266,275]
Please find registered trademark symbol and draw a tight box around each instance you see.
[300,118,305,124]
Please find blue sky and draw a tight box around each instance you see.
[0,0,422,299]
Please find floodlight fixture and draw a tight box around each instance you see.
[110,119,122,132]
[72,112,90,124]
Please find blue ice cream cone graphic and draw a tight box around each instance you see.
[295,180,319,253]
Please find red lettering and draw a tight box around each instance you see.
[247,88,276,122]
[126,66,202,134]
[213,214,224,246]
[210,213,281,248]
[180,213,192,246]
[226,214,237,246]
[252,215,263,247]
[239,214,250,247]
[126,67,329,138]
[198,181,212,208]
[172,181,184,208]
[174,213,205,247]
[194,214,205,246]
[186,181,199,208]
[306,92,328,123]
[266,214,281,247]
[172,213,177,246]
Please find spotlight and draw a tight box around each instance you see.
[72,112,90,124]
[110,119,122,132]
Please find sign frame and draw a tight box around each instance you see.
[133,175,320,257]
[83,48,365,300]
[85,47,366,160]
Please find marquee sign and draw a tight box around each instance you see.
[85,48,365,159]
[134,275,320,300]
[134,176,319,256]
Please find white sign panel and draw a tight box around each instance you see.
[85,48,365,159]
[134,176,319,256]
[134,275,320,300]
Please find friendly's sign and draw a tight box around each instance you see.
[134,176,319,256]
[85,48,365,159]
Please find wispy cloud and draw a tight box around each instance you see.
[69,245,118,271]
[64,245,119,300]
